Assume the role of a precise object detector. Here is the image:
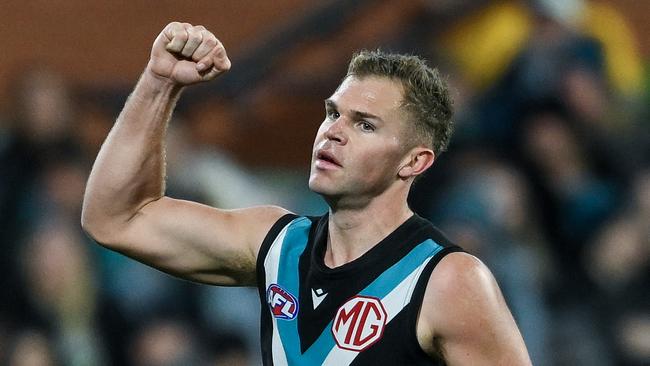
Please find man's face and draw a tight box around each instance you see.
[309,75,411,204]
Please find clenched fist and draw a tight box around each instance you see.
[148,22,231,85]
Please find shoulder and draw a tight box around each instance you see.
[420,252,500,335]
[243,205,296,240]
[423,251,504,333]
[252,207,320,257]
[417,252,531,364]
[428,251,495,296]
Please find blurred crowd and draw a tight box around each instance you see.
[0,0,648,365]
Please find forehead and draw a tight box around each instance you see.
[329,76,404,117]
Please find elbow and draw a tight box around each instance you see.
[80,200,99,236]
[80,210,98,240]
[80,209,107,245]
[80,206,122,248]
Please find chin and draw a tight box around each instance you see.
[308,175,338,196]
[308,177,326,194]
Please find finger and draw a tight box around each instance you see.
[164,22,188,53]
[201,67,224,81]
[201,58,231,81]
[192,30,218,62]
[197,43,231,75]
[181,25,203,58]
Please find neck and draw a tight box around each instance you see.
[324,185,413,268]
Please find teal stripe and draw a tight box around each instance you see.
[276,217,312,363]
[359,239,443,299]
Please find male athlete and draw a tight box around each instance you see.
[82,22,531,365]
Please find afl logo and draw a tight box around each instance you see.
[267,284,299,320]
[332,295,387,351]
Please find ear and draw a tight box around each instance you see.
[398,147,435,179]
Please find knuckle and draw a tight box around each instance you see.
[215,46,227,57]
[204,37,217,47]
[172,22,186,34]
[188,32,200,43]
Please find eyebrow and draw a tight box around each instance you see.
[324,99,384,122]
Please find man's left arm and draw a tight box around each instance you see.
[418,252,532,365]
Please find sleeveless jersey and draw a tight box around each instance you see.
[256,213,463,366]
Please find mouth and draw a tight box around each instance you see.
[315,150,342,168]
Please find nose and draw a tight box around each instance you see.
[324,117,348,145]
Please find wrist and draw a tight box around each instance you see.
[142,65,184,95]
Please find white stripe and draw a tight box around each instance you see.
[321,256,435,365]
[264,224,290,285]
[384,255,434,321]
[271,325,288,366]
[264,223,291,366]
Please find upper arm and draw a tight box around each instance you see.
[88,196,291,286]
[419,252,532,365]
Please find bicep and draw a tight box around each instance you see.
[424,253,532,365]
[105,197,290,286]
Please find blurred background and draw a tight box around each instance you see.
[0,0,648,365]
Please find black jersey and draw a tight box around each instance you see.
[256,213,462,365]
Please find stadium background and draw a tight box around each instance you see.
[0,0,648,365]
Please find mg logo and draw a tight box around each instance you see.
[267,284,299,320]
[332,295,387,351]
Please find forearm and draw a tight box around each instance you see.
[82,69,182,238]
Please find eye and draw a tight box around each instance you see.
[358,121,375,132]
[327,109,340,120]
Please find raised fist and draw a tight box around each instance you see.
[148,22,231,85]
